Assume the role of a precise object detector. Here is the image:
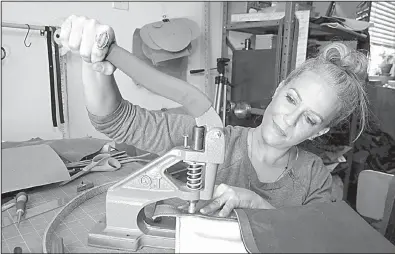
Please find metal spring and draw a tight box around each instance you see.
[186,162,203,190]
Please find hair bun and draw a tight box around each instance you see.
[319,42,368,81]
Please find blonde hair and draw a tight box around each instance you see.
[284,42,369,140]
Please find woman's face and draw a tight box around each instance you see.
[259,70,340,149]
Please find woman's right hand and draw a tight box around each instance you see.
[59,15,116,75]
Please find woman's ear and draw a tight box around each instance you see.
[309,127,330,140]
[272,81,286,98]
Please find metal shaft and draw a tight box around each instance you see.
[215,76,224,114]
[188,200,197,214]
[2,22,60,31]
[17,212,22,226]
[213,83,219,113]
[222,82,227,124]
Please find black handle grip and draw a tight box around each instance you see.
[190,69,205,74]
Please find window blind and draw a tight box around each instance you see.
[369,1,395,48]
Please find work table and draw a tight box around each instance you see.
[1,161,174,253]
[2,140,394,253]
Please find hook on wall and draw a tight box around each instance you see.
[24,24,32,47]
[162,15,170,22]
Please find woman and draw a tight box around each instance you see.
[60,16,369,217]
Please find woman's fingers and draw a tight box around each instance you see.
[200,195,226,215]
[101,61,116,75]
[59,15,116,75]
[91,61,116,75]
[80,19,97,63]
[200,184,231,215]
[219,200,236,217]
[68,16,87,51]
[59,15,74,48]
[91,24,115,63]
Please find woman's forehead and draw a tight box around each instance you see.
[286,71,340,120]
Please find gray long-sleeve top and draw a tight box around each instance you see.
[88,99,333,208]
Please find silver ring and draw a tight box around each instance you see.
[95,31,110,50]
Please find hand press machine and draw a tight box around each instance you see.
[55,32,226,251]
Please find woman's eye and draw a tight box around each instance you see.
[286,95,296,105]
[306,116,317,126]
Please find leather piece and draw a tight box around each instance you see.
[235,201,395,253]
[382,174,395,240]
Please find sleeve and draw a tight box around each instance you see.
[303,158,333,205]
[87,99,196,156]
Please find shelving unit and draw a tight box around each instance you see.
[220,1,369,202]
[226,20,281,34]
[221,2,298,86]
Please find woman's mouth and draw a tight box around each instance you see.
[272,120,286,136]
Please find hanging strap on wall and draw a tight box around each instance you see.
[45,26,57,127]
[52,26,65,124]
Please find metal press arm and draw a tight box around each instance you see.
[104,44,225,200]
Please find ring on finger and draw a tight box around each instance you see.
[95,31,110,50]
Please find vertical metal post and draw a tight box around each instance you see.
[274,19,284,86]
[203,2,211,99]
[290,18,300,72]
[221,2,229,58]
[280,2,296,82]
[220,1,230,124]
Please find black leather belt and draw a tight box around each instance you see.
[45,26,64,127]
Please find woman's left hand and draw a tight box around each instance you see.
[200,184,275,217]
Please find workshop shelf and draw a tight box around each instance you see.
[226,20,281,34]
[309,23,368,41]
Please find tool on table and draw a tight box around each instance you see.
[2,197,72,228]
[77,181,94,192]
[55,31,225,251]
[59,154,121,186]
[15,192,28,227]
[2,199,16,212]
[65,151,151,169]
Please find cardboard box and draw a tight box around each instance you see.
[251,34,278,49]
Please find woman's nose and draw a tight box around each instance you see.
[283,110,299,127]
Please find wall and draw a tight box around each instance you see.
[2,25,65,141]
[2,2,222,140]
